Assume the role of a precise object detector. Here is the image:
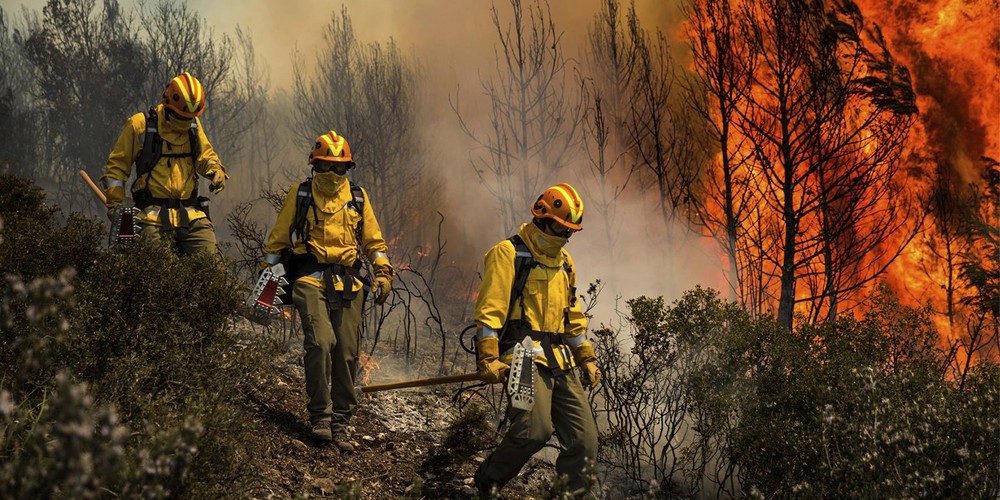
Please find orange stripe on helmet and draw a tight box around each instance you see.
[552,184,583,223]
[173,72,202,113]
[187,72,203,108]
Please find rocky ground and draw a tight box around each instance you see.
[236,324,557,499]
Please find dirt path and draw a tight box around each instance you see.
[238,334,548,498]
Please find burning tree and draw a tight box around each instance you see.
[684,0,759,305]
[686,0,917,328]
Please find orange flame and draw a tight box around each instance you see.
[358,351,381,386]
[855,0,999,356]
[686,0,998,369]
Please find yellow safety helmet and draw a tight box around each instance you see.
[161,71,206,119]
[309,130,354,164]
[532,183,584,231]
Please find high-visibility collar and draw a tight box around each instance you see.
[518,222,566,268]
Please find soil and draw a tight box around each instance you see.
[236,328,551,499]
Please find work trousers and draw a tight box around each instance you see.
[138,217,217,256]
[293,280,363,431]
[477,365,599,495]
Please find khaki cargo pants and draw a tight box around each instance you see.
[138,217,218,256]
[292,280,364,432]
[477,365,599,495]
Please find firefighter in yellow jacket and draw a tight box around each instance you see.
[473,183,601,497]
[263,131,393,450]
[99,71,227,255]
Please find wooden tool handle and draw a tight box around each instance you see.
[361,372,480,393]
[79,170,107,204]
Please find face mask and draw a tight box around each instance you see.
[535,230,568,248]
[313,170,347,185]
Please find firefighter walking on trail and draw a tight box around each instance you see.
[473,183,601,498]
[262,131,394,451]
[99,71,228,255]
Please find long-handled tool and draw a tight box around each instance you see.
[79,169,107,204]
[80,169,137,245]
[361,372,480,393]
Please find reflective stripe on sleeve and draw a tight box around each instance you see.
[477,326,498,340]
[105,179,125,189]
[265,253,281,265]
[567,335,588,349]
[371,251,388,261]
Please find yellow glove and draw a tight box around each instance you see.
[477,336,509,384]
[581,361,601,389]
[205,167,228,194]
[572,343,601,389]
[373,276,392,305]
[104,185,125,222]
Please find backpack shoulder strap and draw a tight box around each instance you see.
[562,255,577,307]
[500,234,537,338]
[290,179,315,247]
[187,120,201,163]
[135,107,161,178]
[349,181,365,241]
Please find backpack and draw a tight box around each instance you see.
[277,177,367,301]
[500,235,575,337]
[131,107,204,211]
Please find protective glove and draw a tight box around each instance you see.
[477,336,509,384]
[104,185,125,222]
[580,360,602,389]
[572,343,601,389]
[373,276,392,305]
[205,167,229,194]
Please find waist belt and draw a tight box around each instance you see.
[501,321,569,377]
[133,192,204,228]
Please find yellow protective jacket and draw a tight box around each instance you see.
[99,104,225,226]
[474,222,591,370]
[264,172,394,292]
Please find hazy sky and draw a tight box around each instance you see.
[5,0,724,307]
[8,0,681,90]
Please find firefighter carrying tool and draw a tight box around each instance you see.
[256,130,394,450]
[98,71,227,256]
[472,183,601,498]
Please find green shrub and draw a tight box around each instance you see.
[0,174,280,496]
[596,286,999,498]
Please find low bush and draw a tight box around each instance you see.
[0,173,279,497]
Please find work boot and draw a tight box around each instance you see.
[331,429,355,452]
[474,467,498,499]
[310,421,332,442]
